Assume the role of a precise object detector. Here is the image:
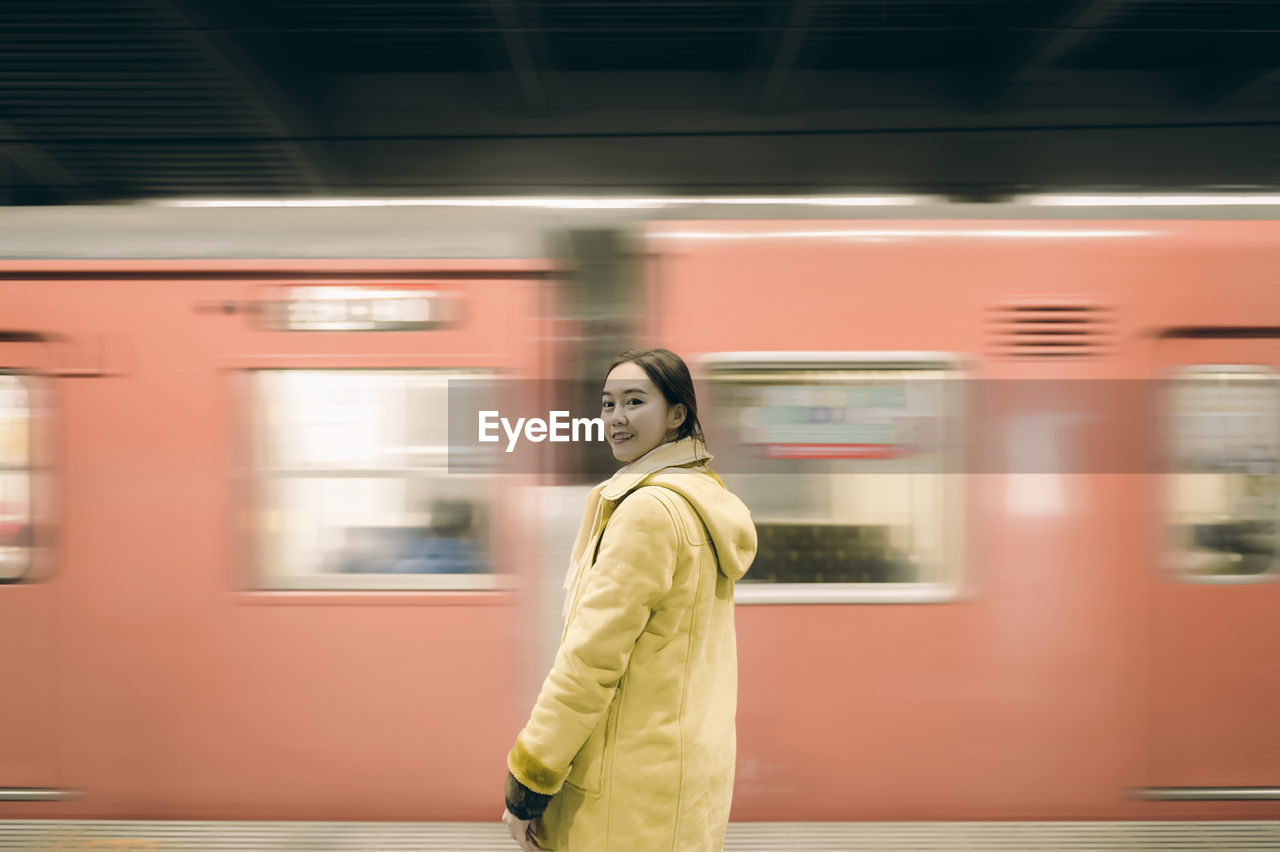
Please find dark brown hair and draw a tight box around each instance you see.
[607,348,705,444]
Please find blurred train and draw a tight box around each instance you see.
[0,198,1277,847]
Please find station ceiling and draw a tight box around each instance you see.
[2,0,1278,203]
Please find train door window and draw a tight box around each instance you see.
[251,369,496,590]
[701,353,964,604]
[1167,366,1279,580]
[0,374,33,582]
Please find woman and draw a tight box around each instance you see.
[502,348,758,852]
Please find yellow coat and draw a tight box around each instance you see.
[508,437,757,852]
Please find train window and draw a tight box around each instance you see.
[701,353,964,604]
[1167,366,1279,580]
[0,374,33,582]
[251,369,496,590]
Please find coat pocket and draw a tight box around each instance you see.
[564,683,624,797]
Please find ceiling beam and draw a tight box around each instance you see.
[0,119,86,202]
[1193,67,1280,109]
[145,0,337,192]
[1012,0,1128,80]
[965,0,1129,110]
[759,0,822,111]
[490,0,547,111]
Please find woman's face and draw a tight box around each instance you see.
[601,361,686,464]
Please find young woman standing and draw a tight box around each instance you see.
[503,348,758,852]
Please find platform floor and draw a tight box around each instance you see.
[2,820,1280,851]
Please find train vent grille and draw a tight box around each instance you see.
[989,303,1115,358]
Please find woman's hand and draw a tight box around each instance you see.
[502,807,540,851]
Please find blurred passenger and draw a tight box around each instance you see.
[502,349,758,852]
[392,498,484,574]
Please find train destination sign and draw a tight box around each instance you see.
[265,286,459,331]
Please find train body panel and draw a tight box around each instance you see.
[0,262,551,820]
[0,214,1276,827]
[650,219,1280,819]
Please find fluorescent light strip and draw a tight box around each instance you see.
[655,229,1154,239]
[700,196,921,206]
[156,195,924,209]
[1026,194,1280,206]
[154,193,1280,209]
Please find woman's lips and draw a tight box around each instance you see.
[611,433,632,445]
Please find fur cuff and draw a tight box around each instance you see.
[507,736,567,796]
[505,771,552,820]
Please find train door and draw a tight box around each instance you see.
[0,333,59,802]
[1147,330,1280,798]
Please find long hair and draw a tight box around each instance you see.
[607,348,705,444]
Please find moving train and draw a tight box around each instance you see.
[0,198,1277,847]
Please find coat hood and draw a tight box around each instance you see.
[600,437,757,581]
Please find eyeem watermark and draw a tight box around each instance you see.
[478,410,605,452]
[451,377,1194,476]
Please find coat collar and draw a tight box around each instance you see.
[599,436,712,502]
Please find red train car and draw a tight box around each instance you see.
[0,207,1277,847]
[0,259,553,821]
[647,219,1280,822]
